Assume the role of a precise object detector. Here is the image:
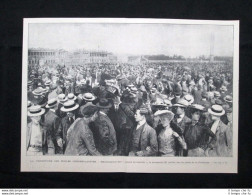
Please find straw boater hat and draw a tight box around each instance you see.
[82,93,96,101]
[224,95,233,103]
[28,105,45,117]
[208,105,225,116]
[46,98,58,108]
[154,110,174,121]
[96,98,112,109]
[58,94,68,103]
[67,93,77,101]
[183,94,194,104]
[173,99,189,108]
[61,100,79,112]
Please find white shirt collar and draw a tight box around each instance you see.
[211,120,220,134]
[136,119,146,129]
[99,111,107,116]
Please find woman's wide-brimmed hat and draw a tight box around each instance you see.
[61,100,79,112]
[82,93,96,101]
[57,94,68,103]
[96,98,112,109]
[67,93,77,101]
[154,110,174,121]
[208,105,225,116]
[224,95,233,103]
[28,105,45,116]
[46,98,58,108]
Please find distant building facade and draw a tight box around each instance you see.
[28,48,118,66]
[68,50,117,65]
[28,48,68,66]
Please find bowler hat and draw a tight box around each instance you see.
[96,99,112,109]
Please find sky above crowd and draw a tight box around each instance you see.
[29,23,234,58]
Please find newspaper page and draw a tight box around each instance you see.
[21,18,239,173]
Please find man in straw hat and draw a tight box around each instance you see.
[56,100,79,154]
[64,101,101,156]
[129,106,158,156]
[43,98,61,154]
[78,93,96,117]
[207,105,232,157]
[184,104,216,157]
[27,105,46,155]
[153,110,186,157]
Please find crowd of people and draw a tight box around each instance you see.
[26,61,233,157]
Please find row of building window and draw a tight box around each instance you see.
[28,52,55,56]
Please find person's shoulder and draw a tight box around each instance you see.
[184,115,191,123]
[145,123,156,132]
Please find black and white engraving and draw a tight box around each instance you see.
[24,20,236,159]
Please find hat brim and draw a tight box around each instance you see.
[57,98,68,103]
[96,103,112,109]
[208,108,225,116]
[68,96,77,101]
[61,104,79,112]
[83,97,96,101]
[173,104,186,108]
[28,108,45,116]
[46,103,58,108]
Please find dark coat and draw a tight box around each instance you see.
[56,115,76,153]
[92,113,117,155]
[65,118,101,156]
[116,103,136,156]
[43,110,61,154]
[129,122,158,156]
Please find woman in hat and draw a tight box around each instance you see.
[153,110,186,157]
[27,105,47,155]
[184,104,216,157]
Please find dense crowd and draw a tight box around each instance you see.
[27,61,233,157]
